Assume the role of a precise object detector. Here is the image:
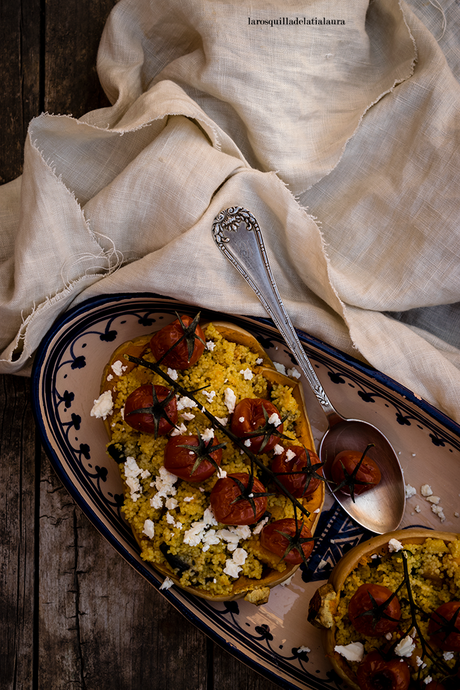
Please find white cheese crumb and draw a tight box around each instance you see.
[297,645,311,653]
[232,547,248,566]
[142,519,155,539]
[287,367,301,379]
[421,484,433,497]
[252,517,269,535]
[111,359,126,377]
[385,632,393,640]
[405,484,417,499]
[183,496,194,503]
[443,652,454,661]
[244,439,252,447]
[215,416,228,425]
[415,656,424,667]
[217,467,227,479]
[423,677,432,685]
[431,504,446,522]
[170,422,187,436]
[201,427,214,442]
[177,396,198,410]
[239,368,254,380]
[285,448,296,462]
[165,497,178,510]
[334,642,364,662]
[224,388,237,413]
[90,390,113,419]
[273,444,284,455]
[159,577,174,590]
[255,357,263,364]
[206,340,215,351]
[181,411,195,421]
[394,635,416,657]
[223,559,242,578]
[268,412,281,427]
[426,495,440,504]
[388,538,404,553]
[106,373,113,381]
[239,416,245,422]
[274,362,286,374]
[202,389,216,402]
[414,504,421,513]
[167,367,178,380]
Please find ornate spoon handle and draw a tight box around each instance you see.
[212,207,340,425]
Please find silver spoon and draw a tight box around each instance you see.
[212,206,405,534]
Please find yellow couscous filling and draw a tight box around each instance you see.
[104,322,316,597]
[334,537,460,684]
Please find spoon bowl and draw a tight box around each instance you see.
[212,206,406,534]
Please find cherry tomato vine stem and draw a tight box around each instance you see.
[124,352,312,521]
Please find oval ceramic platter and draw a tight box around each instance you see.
[31,293,460,690]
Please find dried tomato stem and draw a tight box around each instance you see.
[124,353,311,520]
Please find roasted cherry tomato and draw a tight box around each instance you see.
[210,472,268,525]
[348,583,401,636]
[331,445,381,497]
[428,601,460,652]
[356,651,410,690]
[260,518,314,565]
[230,398,283,453]
[271,446,323,498]
[124,384,177,436]
[163,434,223,483]
[150,314,206,369]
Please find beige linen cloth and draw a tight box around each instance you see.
[1,0,460,423]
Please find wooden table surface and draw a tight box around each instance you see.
[0,2,284,688]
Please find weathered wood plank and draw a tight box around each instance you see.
[0,0,41,183]
[38,450,210,690]
[44,0,115,117]
[0,375,37,687]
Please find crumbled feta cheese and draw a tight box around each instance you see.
[206,340,215,351]
[202,389,216,402]
[287,367,301,379]
[274,362,286,374]
[285,448,296,462]
[423,677,432,685]
[217,467,227,479]
[183,496,194,503]
[140,469,151,479]
[421,484,433,497]
[388,538,404,553]
[443,652,454,661]
[273,444,284,455]
[405,484,416,499]
[201,427,214,442]
[111,360,126,377]
[149,466,178,509]
[106,373,113,381]
[165,497,178,510]
[252,517,269,535]
[183,507,218,546]
[159,577,174,590]
[232,547,248,566]
[385,632,393,640]
[426,495,440,504]
[177,396,198,410]
[431,504,446,522]
[239,368,254,380]
[394,635,416,657]
[414,504,421,513]
[297,645,311,653]
[224,388,236,413]
[239,416,245,423]
[215,416,228,426]
[256,358,263,364]
[181,411,195,421]
[415,656,424,667]
[244,439,252,447]
[334,642,364,662]
[142,519,155,539]
[170,422,187,436]
[167,367,178,380]
[90,390,113,419]
[223,559,242,578]
[268,412,281,427]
